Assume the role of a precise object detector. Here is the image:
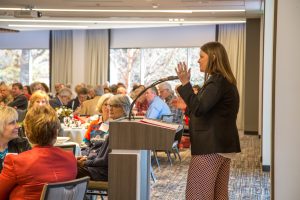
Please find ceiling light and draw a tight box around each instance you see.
[0,7,245,13]
[8,24,88,28]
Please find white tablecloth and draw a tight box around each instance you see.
[59,126,86,144]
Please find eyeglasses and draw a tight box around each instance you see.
[159,89,168,93]
[108,104,122,108]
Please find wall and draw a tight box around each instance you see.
[0,30,49,49]
[244,19,260,133]
[110,25,216,48]
[274,0,300,198]
[262,0,275,170]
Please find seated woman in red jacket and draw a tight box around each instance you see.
[0,105,77,200]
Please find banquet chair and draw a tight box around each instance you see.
[40,176,90,200]
[16,109,27,122]
[154,115,183,166]
[86,180,108,200]
[56,144,77,155]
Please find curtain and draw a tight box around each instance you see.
[218,24,246,130]
[51,30,73,91]
[85,29,109,85]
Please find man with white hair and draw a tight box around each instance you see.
[158,82,183,124]
[49,87,72,109]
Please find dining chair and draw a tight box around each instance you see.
[55,143,77,155]
[40,176,90,200]
[86,180,108,200]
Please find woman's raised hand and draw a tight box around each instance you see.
[175,62,191,86]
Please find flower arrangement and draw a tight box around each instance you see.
[55,106,73,122]
[63,116,82,128]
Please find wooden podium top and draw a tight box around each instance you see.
[109,118,183,151]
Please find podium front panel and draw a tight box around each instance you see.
[109,120,178,151]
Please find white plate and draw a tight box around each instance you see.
[56,137,70,144]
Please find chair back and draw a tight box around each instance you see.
[16,109,27,122]
[40,176,90,200]
[55,143,77,155]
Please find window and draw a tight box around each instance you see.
[0,49,49,86]
[110,47,204,90]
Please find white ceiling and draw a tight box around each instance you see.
[0,0,263,31]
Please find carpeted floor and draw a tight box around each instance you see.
[151,133,271,200]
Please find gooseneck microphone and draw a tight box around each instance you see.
[158,76,179,81]
[128,75,179,120]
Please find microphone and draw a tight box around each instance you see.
[158,76,179,81]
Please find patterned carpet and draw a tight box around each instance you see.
[151,133,271,200]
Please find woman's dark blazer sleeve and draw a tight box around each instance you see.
[178,77,223,117]
[177,74,241,155]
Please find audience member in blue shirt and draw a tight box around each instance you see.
[145,87,171,120]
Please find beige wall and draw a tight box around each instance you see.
[244,18,261,133]
[274,0,300,198]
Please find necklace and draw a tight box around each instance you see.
[0,148,8,160]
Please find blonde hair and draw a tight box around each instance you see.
[201,42,236,85]
[0,106,18,136]
[24,105,60,146]
[96,93,113,113]
[29,90,50,109]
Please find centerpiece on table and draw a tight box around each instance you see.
[55,106,73,123]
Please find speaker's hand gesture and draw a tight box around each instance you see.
[175,62,191,86]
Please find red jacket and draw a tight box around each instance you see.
[0,146,77,200]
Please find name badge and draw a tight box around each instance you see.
[99,122,109,133]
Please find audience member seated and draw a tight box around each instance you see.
[78,85,104,116]
[109,84,118,95]
[158,82,183,124]
[83,93,113,146]
[0,84,13,106]
[7,83,28,110]
[0,106,31,173]
[49,87,72,109]
[23,85,32,100]
[28,90,50,109]
[129,82,141,100]
[30,81,46,94]
[133,85,149,116]
[104,87,111,94]
[54,82,65,97]
[77,94,131,181]
[0,105,77,200]
[145,87,171,120]
[67,86,89,112]
[117,86,127,95]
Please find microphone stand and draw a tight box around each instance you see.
[128,79,165,121]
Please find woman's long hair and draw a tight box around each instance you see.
[201,42,236,85]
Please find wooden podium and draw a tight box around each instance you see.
[108,118,182,200]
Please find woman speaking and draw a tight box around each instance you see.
[176,41,241,200]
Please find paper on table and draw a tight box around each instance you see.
[139,118,180,130]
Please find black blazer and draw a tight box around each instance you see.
[84,137,110,181]
[7,94,28,110]
[178,74,241,155]
[0,137,31,172]
[49,97,63,109]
